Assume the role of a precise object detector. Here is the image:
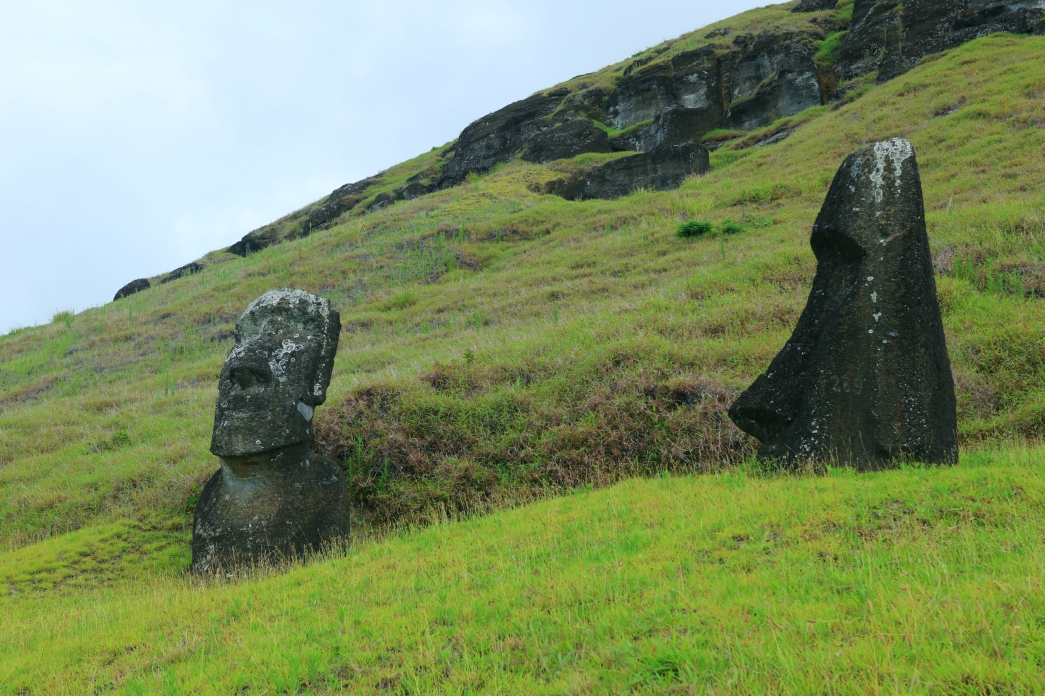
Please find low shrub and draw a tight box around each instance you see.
[720,219,744,235]
[677,220,714,238]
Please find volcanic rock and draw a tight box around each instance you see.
[160,262,204,284]
[192,289,350,572]
[793,0,838,10]
[113,278,150,301]
[728,139,957,468]
[836,0,1045,82]
[605,47,723,130]
[522,118,612,163]
[436,89,569,187]
[366,192,395,213]
[639,105,721,151]
[228,177,380,257]
[723,37,823,130]
[542,142,710,201]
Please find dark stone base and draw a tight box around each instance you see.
[191,445,350,573]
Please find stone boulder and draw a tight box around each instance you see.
[728,139,957,468]
[160,262,204,284]
[192,289,350,572]
[113,278,150,301]
[542,143,710,201]
[366,192,395,213]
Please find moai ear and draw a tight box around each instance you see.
[302,300,340,407]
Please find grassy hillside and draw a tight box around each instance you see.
[1,11,1044,691]
[3,446,1044,692]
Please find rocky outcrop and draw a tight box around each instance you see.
[606,33,825,138]
[160,262,204,284]
[436,89,573,187]
[522,118,612,163]
[192,289,349,572]
[113,278,150,301]
[366,192,396,213]
[723,34,824,130]
[541,143,710,201]
[638,105,722,152]
[307,177,380,227]
[836,0,1045,82]
[793,0,838,11]
[229,176,381,256]
[728,139,958,468]
[605,47,724,130]
[222,1,1042,256]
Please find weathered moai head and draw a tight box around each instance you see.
[728,138,958,468]
[211,289,341,457]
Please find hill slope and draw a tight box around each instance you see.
[3,30,1043,547]
[3,446,1044,692]
[1,1,1045,689]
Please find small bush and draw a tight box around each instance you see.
[720,219,744,235]
[677,220,713,238]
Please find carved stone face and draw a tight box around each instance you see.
[211,289,340,457]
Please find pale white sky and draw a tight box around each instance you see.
[0,0,768,333]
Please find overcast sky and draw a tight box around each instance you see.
[0,0,768,333]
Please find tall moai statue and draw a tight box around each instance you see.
[191,289,350,572]
[728,139,958,468]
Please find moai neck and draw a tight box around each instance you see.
[220,441,310,480]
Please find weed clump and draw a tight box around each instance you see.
[51,310,75,329]
[720,219,744,235]
[676,220,714,238]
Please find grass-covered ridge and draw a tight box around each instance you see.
[0,20,1044,690]
[3,32,1043,545]
[3,445,1044,692]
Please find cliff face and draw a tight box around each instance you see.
[212,0,1043,262]
[836,0,1045,81]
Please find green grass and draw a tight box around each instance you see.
[2,444,1044,692]
[1,17,1045,691]
[2,33,1044,540]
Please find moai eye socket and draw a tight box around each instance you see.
[230,365,270,390]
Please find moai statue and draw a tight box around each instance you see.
[728,138,958,469]
[191,289,350,572]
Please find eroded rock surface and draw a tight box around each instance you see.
[192,289,350,572]
[723,35,824,130]
[202,0,1043,260]
[114,278,150,301]
[435,89,572,187]
[542,143,710,201]
[793,0,838,11]
[836,0,1045,82]
[228,177,381,257]
[728,139,957,468]
[160,262,204,284]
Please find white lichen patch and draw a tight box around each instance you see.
[870,138,913,205]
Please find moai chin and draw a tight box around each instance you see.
[191,288,350,572]
[728,139,958,469]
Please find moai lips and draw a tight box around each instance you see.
[192,289,349,573]
[728,139,958,468]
